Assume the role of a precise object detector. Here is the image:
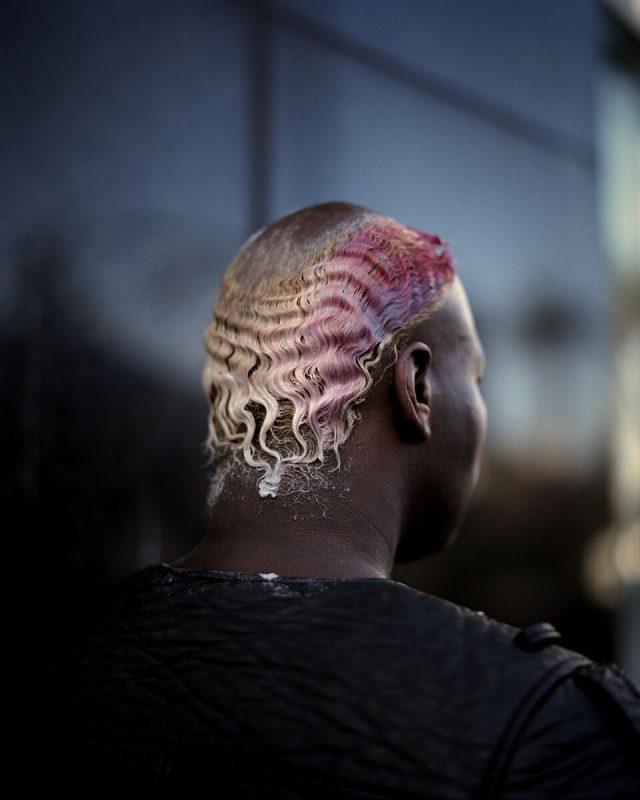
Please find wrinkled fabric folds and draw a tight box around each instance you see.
[50,563,640,798]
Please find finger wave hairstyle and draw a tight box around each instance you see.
[202,204,456,502]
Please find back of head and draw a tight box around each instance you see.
[202,202,455,501]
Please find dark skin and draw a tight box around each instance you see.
[172,275,486,579]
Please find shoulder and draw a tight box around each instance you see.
[362,584,640,796]
[385,582,588,676]
[401,586,640,728]
[497,665,640,798]
[387,587,640,738]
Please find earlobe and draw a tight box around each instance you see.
[394,342,432,439]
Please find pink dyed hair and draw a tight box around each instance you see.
[202,206,455,500]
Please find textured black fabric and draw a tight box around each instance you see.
[49,563,640,799]
[502,676,640,798]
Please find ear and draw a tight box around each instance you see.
[394,342,432,439]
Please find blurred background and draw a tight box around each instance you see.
[2,0,638,691]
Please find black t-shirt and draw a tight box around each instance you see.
[52,563,640,799]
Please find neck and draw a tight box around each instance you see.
[172,464,403,580]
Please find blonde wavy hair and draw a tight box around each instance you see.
[202,203,455,502]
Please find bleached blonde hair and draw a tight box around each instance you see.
[202,203,455,502]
